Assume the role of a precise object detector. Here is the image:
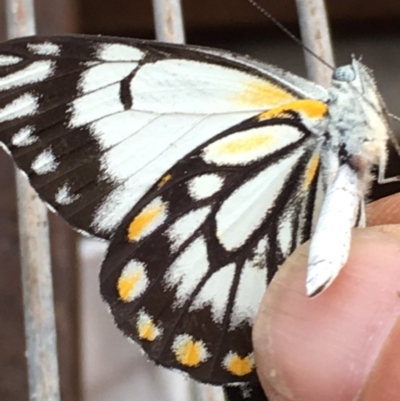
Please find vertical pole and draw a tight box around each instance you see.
[152,0,185,43]
[295,0,335,86]
[151,2,223,400]
[5,1,61,400]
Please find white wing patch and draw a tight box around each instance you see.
[31,148,59,175]
[164,237,210,307]
[167,207,212,252]
[216,149,303,251]
[190,263,236,324]
[91,113,255,234]
[278,212,294,257]
[0,93,39,123]
[203,125,304,166]
[0,61,54,91]
[96,43,144,62]
[89,110,156,148]
[130,59,298,115]
[78,63,138,93]
[27,42,61,56]
[0,55,22,66]
[188,174,224,200]
[230,239,268,329]
[69,84,124,128]
[55,184,81,205]
[11,126,38,147]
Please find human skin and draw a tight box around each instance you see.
[253,193,400,401]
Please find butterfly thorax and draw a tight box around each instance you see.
[325,59,390,190]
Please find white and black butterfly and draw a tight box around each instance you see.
[0,35,398,394]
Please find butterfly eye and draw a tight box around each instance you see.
[333,65,356,82]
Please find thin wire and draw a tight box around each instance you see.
[245,0,334,72]
[389,112,400,122]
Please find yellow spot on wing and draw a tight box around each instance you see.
[118,273,141,301]
[158,173,172,188]
[117,261,148,302]
[304,154,320,190]
[139,322,157,341]
[203,125,304,166]
[177,342,201,366]
[137,311,162,341]
[258,99,328,121]
[173,335,209,367]
[127,200,165,242]
[217,132,276,155]
[223,352,254,376]
[233,79,298,108]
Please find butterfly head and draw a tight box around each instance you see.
[328,59,391,179]
[332,58,388,120]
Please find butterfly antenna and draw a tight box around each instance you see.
[245,0,334,71]
[389,112,400,122]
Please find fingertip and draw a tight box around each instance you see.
[366,193,400,226]
[253,227,400,401]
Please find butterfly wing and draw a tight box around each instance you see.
[0,35,328,386]
[0,35,327,239]
[100,109,324,384]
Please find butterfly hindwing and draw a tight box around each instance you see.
[100,113,322,384]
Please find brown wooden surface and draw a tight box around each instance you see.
[0,5,6,40]
[0,157,28,400]
[79,0,400,37]
[0,1,81,400]
[35,0,79,34]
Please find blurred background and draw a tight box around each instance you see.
[1,0,400,400]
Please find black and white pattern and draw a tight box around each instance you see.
[0,34,396,397]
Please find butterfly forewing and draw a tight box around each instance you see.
[0,35,327,240]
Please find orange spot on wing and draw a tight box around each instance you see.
[258,99,328,121]
[127,202,165,242]
[118,270,142,302]
[304,154,320,190]
[138,316,160,341]
[217,132,276,155]
[173,336,209,367]
[158,173,172,188]
[224,353,254,376]
[139,321,157,341]
[234,79,298,108]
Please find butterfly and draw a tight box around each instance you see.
[0,34,397,395]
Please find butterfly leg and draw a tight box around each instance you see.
[306,163,359,297]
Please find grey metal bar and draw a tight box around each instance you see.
[151,1,216,400]
[5,1,61,400]
[152,0,185,43]
[295,0,335,86]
